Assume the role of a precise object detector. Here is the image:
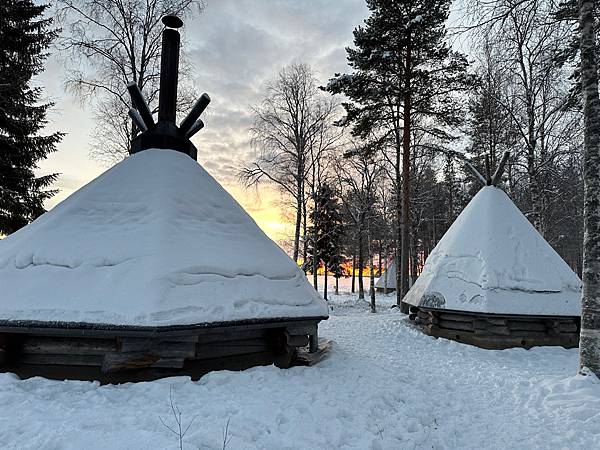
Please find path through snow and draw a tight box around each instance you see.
[1,294,599,449]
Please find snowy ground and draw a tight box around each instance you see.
[1,292,599,449]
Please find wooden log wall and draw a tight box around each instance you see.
[409,307,580,350]
[0,320,322,383]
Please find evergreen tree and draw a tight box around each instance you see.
[305,184,345,300]
[0,0,62,235]
[325,0,474,307]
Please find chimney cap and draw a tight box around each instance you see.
[162,15,183,29]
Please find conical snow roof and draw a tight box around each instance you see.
[404,186,581,316]
[375,261,396,289]
[0,149,328,327]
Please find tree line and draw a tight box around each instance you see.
[241,0,588,310]
[2,0,600,374]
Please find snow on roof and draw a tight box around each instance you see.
[0,149,327,327]
[404,186,581,316]
[375,261,396,289]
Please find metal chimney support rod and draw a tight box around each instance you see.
[180,93,211,134]
[484,155,492,185]
[158,28,180,124]
[491,151,510,186]
[128,108,148,132]
[465,162,487,187]
[127,82,154,129]
[185,119,205,138]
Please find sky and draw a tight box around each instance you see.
[35,0,370,243]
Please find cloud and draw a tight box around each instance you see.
[35,0,368,238]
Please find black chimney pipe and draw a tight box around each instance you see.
[158,28,180,124]
[126,15,210,160]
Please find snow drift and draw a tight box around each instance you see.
[403,186,581,316]
[0,149,327,327]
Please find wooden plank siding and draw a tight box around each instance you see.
[0,318,325,383]
[409,307,579,350]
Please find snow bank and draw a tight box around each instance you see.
[0,298,598,449]
[404,186,581,316]
[0,149,327,326]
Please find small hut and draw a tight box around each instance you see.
[404,153,581,349]
[0,17,328,383]
[375,261,397,292]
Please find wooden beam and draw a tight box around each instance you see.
[101,352,160,373]
[438,319,474,332]
[18,354,102,366]
[465,162,487,186]
[491,151,510,186]
[21,337,116,355]
[118,339,196,357]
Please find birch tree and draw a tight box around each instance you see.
[240,63,340,263]
[336,145,384,309]
[57,0,203,163]
[578,0,600,376]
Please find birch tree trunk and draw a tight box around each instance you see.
[578,0,600,376]
[302,197,308,267]
[293,191,302,263]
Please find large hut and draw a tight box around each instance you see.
[0,17,328,383]
[404,153,581,349]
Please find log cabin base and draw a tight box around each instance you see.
[375,287,396,293]
[408,306,579,349]
[0,317,325,384]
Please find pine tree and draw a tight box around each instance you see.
[305,185,345,301]
[0,0,62,235]
[325,0,474,308]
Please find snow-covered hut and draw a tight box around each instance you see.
[0,17,327,382]
[375,261,396,292]
[404,153,581,349]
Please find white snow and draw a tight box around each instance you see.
[404,186,582,316]
[375,261,397,290]
[409,15,424,25]
[0,149,327,326]
[1,294,599,449]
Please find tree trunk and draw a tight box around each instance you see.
[351,249,356,293]
[324,263,328,301]
[383,258,388,295]
[395,160,402,306]
[358,227,365,300]
[410,232,418,285]
[335,275,339,295]
[293,194,302,263]
[312,236,318,290]
[378,249,381,278]
[368,229,376,313]
[312,194,318,289]
[400,38,412,311]
[578,0,600,376]
[302,196,308,266]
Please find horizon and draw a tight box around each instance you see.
[34,0,370,244]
